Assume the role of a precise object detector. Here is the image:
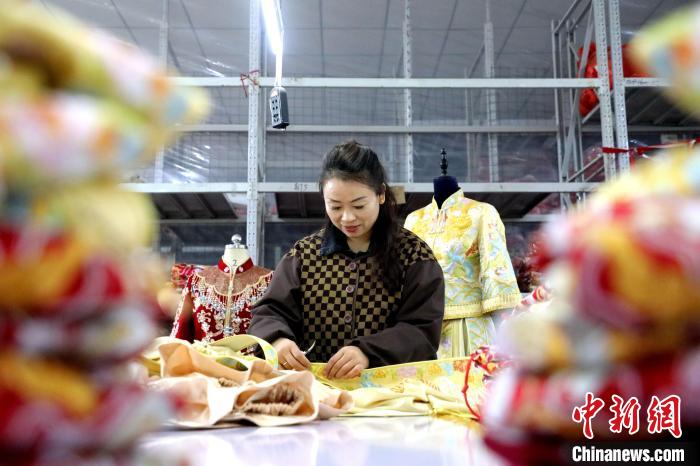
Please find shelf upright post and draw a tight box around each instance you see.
[154,0,169,184]
[592,0,617,180]
[608,0,630,173]
[247,0,263,263]
[465,44,484,181]
[484,0,499,182]
[403,0,414,184]
[551,19,567,210]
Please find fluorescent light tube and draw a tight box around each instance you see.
[261,0,283,56]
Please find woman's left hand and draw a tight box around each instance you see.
[323,346,369,379]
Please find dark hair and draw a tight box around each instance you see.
[319,140,402,292]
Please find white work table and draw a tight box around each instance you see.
[137,416,505,466]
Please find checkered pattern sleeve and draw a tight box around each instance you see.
[350,258,445,366]
[247,251,303,344]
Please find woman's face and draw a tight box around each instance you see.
[322,178,385,242]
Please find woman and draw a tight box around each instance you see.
[248,140,445,379]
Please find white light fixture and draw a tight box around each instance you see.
[260,0,289,129]
[260,0,283,57]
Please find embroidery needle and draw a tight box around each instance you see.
[302,340,316,355]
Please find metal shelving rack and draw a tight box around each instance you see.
[551,0,694,199]
[121,0,691,267]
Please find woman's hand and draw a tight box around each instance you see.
[273,338,311,371]
[323,346,369,379]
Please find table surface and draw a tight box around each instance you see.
[137,416,505,466]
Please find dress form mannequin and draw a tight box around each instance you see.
[170,233,273,342]
[433,148,460,209]
[404,148,521,357]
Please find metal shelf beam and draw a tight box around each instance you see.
[623,77,671,88]
[171,76,599,89]
[176,124,558,133]
[158,214,558,226]
[175,123,700,134]
[125,182,600,194]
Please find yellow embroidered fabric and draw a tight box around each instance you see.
[404,190,521,356]
[142,336,484,423]
[438,316,497,359]
[310,358,481,423]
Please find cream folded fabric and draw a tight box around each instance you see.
[146,340,352,428]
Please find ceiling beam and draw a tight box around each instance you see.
[166,193,192,218]
[495,0,528,65]
[193,193,217,218]
[109,0,139,45]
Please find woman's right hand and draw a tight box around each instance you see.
[273,338,311,371]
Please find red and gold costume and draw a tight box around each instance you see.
[171,258,272,343]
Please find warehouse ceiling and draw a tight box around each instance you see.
[40,0,698,210]
[36,0,696,265]
[41,0,689,79]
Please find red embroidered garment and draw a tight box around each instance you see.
[170,263,205,290]
[170,258,272,343]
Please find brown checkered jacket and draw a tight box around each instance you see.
[248,227,445,366]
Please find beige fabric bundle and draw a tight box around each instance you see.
[146,340,353,428]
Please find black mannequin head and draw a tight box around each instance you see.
[433,148,460,209]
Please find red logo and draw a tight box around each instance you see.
[573,393,683,439]
[647,395,682,438]
[609,395,641,435]
[572,392,606,439]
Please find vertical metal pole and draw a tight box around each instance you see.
[572,11,586,178]
[484,0,499,181]
[551,21,564,179]
[403,0,414,184]
[464,70,475,181]
[258,19,268,265]
[551,20,567,211]
[259,25,268,186]
[154,0,169,183]
[608,0,630,173]
[258,87,267,265]
[247,0,262,263]
[465,44,484,181]
[562,9,593,184]
[566,20,582,175]
[158,0,169,75]
[387,136,396,181]
[592,0,616,180]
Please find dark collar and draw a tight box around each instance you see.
[319,226,375,259]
